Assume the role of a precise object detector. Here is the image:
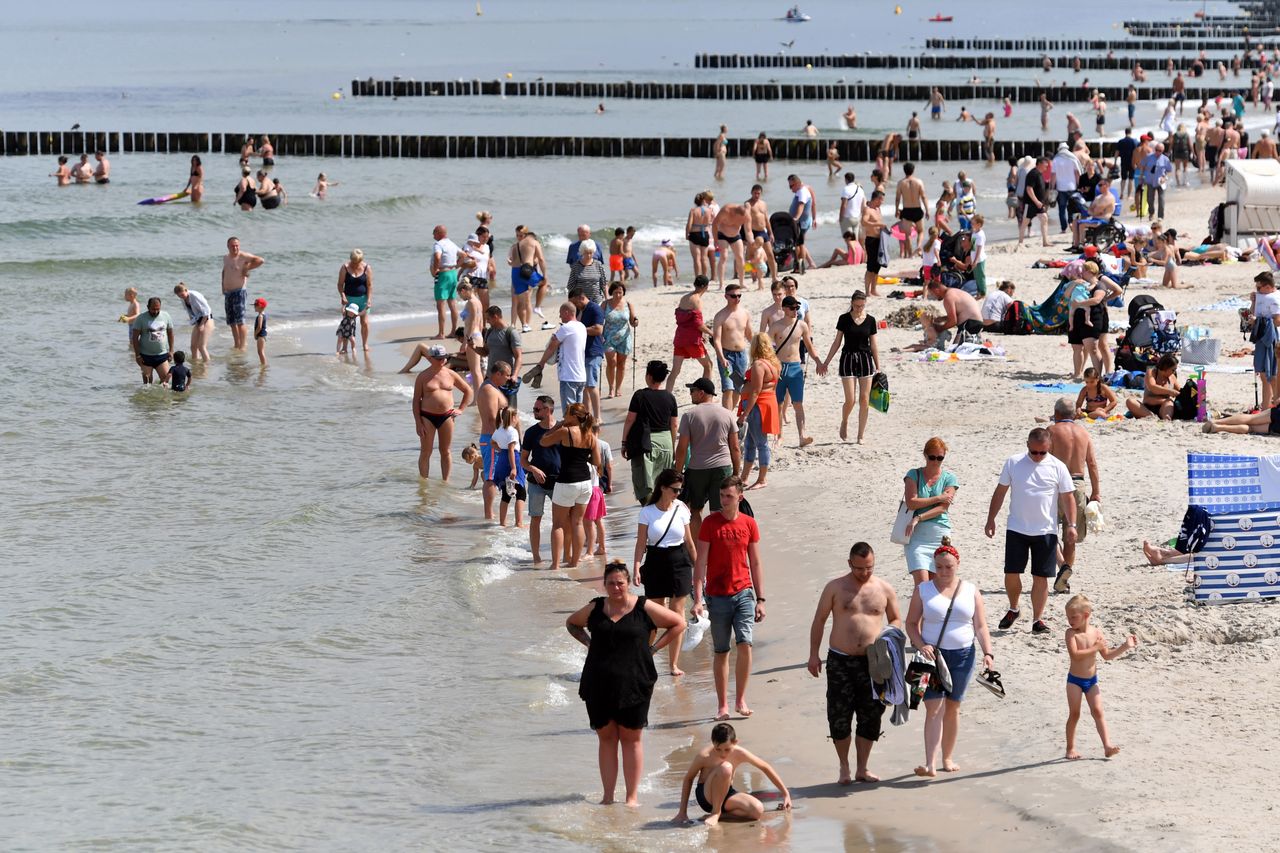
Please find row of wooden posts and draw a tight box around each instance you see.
[924,37,1274,50]
[693,53,1258,71]
[0,130,1104,163]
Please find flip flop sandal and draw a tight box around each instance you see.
[975,668,1006,699]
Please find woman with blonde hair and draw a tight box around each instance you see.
[338,248,373,351]
[902,437,959,586]
[737,332,781,491]
[540,403,602,568]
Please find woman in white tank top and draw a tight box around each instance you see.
[905,539,996,778]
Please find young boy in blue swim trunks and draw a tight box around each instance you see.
[673,723,791,827]
[1064,594,1138,760]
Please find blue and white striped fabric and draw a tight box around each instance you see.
[1191,510,1280,604]
[1187,452,1280,514]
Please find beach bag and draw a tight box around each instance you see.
[1176,506,1214,554]
[904,585,959,704]
[624,419,652,457]
[870,372,890,413]
[891,470,922,545]
[1172,378,1200,421]
[1181,337,1220,365]
[1001,301,1031,335]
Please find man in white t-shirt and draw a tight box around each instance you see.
[536,302,587,413]
[984,428,1077,636]
[838,172,866,242]
[980,281,1016,329]
[432,224,462,340]
[1050,143,1082,233]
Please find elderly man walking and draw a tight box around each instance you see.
[1140,143,1173,221]
[984,428,1078,635]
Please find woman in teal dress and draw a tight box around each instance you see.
[603,282,637,399]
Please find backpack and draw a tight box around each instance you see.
[1207,202,1226,244]
[1172,378,1200,420]
[1175,505,1214,554]
[1001,300,1031,335]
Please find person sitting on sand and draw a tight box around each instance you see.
[1064,594,1138,760]
[673,723,791,826]
[820,230,864,269]
[1075,368,1119,419]
[807,541,902,785]
[1148,233,1185,289]
[1125,354,1180,420]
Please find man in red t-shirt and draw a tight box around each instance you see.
[693,475,765,720]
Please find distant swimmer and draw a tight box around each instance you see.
[93,151,110,184]
[803,120,818,138]
[71,154,93,184]
[258,135,275,167]
[714,125,728,180]
[843,105,857,129]
[50,155,70,186]
[927,86,946,119]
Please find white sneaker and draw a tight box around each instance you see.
[521,324,531,333]
[533,306,545,318]
[541,321,554,330]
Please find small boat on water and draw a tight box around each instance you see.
[783,5,811,22]
[928,14,954,22]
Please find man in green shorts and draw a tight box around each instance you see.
[675,377,741,541]
[431,224,461,340]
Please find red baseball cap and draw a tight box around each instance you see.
[1083,245,1099,257]
[254,297,268,308]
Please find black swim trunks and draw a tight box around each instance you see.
[901,206,925,223]
[752,229,770,242]
[717,231,743,244]
[688,232,710,247]
[825,650,884,742]
[865,235,883,274]
[695,781,739,813]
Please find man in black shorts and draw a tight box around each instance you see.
[894,162,929,257]
[984,428,1078,636]
[861,190,886,295]
[1115,127,1138,199]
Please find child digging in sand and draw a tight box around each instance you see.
[673,723,791,827]
[1064,594,1138,760]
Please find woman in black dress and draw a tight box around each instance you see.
[566,562,685,806]
[818,291,880,444]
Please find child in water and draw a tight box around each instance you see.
[119,287,141,340]
[461,443,483,489]
[310,173,339,200]
[1075,367,1118,419]
[253,297,268,366]
[169,350,192,393]
[1064,594,1138,760]
[674,723,792,826]
[489,407,527,528]
[337,302,359,354]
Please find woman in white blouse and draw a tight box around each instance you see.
[632,468,697,676]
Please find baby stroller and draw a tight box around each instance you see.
[770,212,799,273]
[1115,294,1179,370]
[934,230,977,295]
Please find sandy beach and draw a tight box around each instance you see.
[377,172,1280,852]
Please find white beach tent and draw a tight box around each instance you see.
[1223,158,1280,244]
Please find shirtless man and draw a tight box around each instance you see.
[712,284,754,410]
[894,163,928,257]
[72,154,93,184]
[1204,120,1225,180]
[476,362,512,519]
[1047,397,1100,595]
[861,190,886,295]
[508,225,548,333]
[1218,120,1241,185]
[222,236,264,351]
[746,184,778,286]
[93,151,110,184]
[411,344,474,481]
[807,542,902,785]
[760,280,786,333]
[927,87,946,120]
[712,203,752,291]
[652,239,679,286]
[907,112,921,140]
[769,297,818,447]
[917,280,983,349]
[1253,130,1278,160]
[1070,177,1116,247]
[457,279,485,395]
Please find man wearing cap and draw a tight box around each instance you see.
[411,344,474,481]
[569,287,606,420]
[173,282,215,362]
[769,296,819,448]
[1140,143,1173,220]
[431,225,462,341]
[222,236,264,352]
[675,377,741,542]
[1068,179,1116,251]
[536,302,587,414]
[1050,143,1082,234]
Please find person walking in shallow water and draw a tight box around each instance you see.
[411,344,473,481]
[566,561,685,807]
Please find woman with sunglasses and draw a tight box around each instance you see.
[632,468,697,676]
[818,290,879,444]
[902,437,959,586]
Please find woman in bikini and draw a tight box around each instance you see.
[737,332,781,491]
[411,347,474,480]
[1125,353,1180,420]
[752,133,773,182]
[685,192,714,278]
[184,155,204,203]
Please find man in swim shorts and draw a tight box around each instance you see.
[894,163,929,256]
[711,203,752,292]
[861,190,886,295]
[928,87,946,119]
[769,297,818,448]
[1047,399,1099,595]
[130,296,174,385]
[711,284,753,410]
[508,226,548,334]
[93,151,110,184]
[746,185,778,285]
[221,236,264,351]
[807,541,902,784]
[431,224,462,340]
[476,361,512,521]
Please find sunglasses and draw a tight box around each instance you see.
[927,454,946,461]
[665,482,683,490]
[1028,450,1048,457]
[727,294,742,299]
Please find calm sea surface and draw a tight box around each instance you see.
[0,1,1240,850]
